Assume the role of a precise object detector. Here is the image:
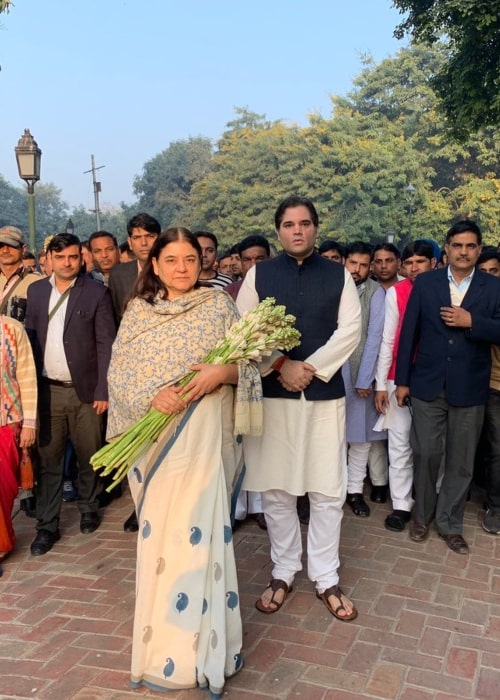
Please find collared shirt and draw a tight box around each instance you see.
[447,266,475,306]
[90,269,108,286]
[43,275,77,381]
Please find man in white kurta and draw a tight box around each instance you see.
[374,240,437,532]
[237,196,361,621]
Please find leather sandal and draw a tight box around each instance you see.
[345,493,370,517]
[255,579,293,614]
[316,585,358,621]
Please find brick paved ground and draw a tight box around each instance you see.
[1,485,499,700]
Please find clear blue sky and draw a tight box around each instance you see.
[0,0,406,210]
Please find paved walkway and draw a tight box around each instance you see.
[1,486,499,700]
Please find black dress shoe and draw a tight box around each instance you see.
[20,496,37,518]
[123,510,139,532]
[385,509,411,532]
[30,529,61,556]
[80,512,100,534]
[370,485,388,504]
[345,493,370,517]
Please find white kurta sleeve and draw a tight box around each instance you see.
[306,269,362,382]
[375,286,399,391]
[236,266,280,375]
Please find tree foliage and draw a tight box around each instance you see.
[133,137,213,227]
[184,45,500,246]
[0,177,130,252]
[392,0,500,139]
[1,43,500,250]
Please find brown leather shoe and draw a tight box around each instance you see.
[439,533,469,555]
[409,521,429,542]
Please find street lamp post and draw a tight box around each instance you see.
[386,229,396,244]
[65,218,75,236]
[15,129,42,253]
[405,184,416,239]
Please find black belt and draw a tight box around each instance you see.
[42,377,74,388]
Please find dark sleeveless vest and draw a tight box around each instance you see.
[255,252,346,400]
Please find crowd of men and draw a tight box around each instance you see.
[1,200,500,587]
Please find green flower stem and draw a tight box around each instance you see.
[91,297,301,491]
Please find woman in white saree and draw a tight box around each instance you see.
[106,228,260,699]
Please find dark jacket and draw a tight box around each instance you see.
[255,252,346,400]
[25,274,116,403]
[395,267,500,406]
[108,261,139,321]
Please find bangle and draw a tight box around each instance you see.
[272,356,287,373]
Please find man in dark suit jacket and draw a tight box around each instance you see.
[25,234,116,555]
[395,220,500,554]
[108,212,160,320]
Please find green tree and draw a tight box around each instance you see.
[331,43,500,242]
[0,175,25,229]
[138,45,500,246]
[186,110,309,246]
[68,205,129,243]
[133,136,213,226]
[393,0,500,139]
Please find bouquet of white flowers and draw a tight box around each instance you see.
[91,297,300,490]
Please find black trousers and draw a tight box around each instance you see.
[36,382,104,533]
[410,392,484,535]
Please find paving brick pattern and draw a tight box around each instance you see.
[1,487,499,700]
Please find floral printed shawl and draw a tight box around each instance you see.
[106,288,262,439]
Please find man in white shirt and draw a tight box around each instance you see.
[374,240,436,532]
[25,234,116,555]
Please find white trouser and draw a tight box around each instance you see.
[368,440,389,486]
[234,490,263,520]
[385,380,414,511]
[261,489,343,593]
[347,440,388,493]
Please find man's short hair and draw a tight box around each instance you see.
[373,242,401,259]
[401,239,436,262]
[126,213,161,237]
[218,249,231,263]
[274,196,319,229]
[477,246,500,267]
[47,233,82,253]
[238,234,271,256]
[194,231,219,249]
[88,230,118,248]
[318,240,344,258]
[345,241,373,260]
[445,219,482,245]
